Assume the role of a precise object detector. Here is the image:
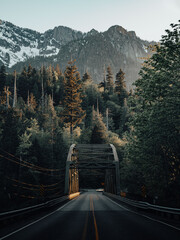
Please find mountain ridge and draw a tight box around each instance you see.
[0,19,156,87]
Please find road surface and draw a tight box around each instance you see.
[1,191,180,240]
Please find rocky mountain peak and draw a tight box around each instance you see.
[128,31,136,38]
[0,20,154,88]
[0,21,85,67]
[86,29,99,37]
[50,25,84,44]
[0,19,5,26]
[107,25,128,35]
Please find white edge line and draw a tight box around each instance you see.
[105,195,180,232]
[0,198,77,239]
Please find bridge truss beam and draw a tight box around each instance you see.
[64,144,120,195]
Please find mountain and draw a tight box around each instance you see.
[0,20,155,88]
[0,20,84,67]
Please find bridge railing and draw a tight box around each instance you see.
[103,192,180,220]
[0,193,80,224]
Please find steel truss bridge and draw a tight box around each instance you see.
[64,144,120,194]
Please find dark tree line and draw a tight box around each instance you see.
[0,59,128,211]
[120,22,180,207]
[0,21,179,211]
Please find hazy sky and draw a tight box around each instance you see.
[0,0,179,41]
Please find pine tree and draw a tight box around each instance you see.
[123,22,180,202]
[1,108,19,154]
[106,66,114,94]
[82,71,92,83]
[41,66,48,92]
[18,67,28,101]
[56,74,65,106]
[13,71,17,108]
[115,69,127,104]
[17,131,32,157]
[4,86,11,108]
[29,93,37,110]
[47,94,56,119]
[62,60,86,139]
[82,71,93,91]
[27,64,33,78]
[91,111,108,144]
[103,65,106,92]
[40,69,45,113]
[47,65,53,94]
[55,64,62,77]
[0,65,6,94]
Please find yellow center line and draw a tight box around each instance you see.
[90,196,99,240]
[81,210,89,240]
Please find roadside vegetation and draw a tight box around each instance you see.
[0,22,179,211]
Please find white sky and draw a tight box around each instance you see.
[0,0,179,41]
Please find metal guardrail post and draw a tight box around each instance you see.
[103,192,180,220]
[0,193,80,223]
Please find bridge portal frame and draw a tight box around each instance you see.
[64,144,120,195]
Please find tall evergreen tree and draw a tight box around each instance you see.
[82,71,92,85]
[123,22,180,204]
[40,66,48,93]
[62,60,86,138]
[27,64,33,78]
[29,93,37,111]
[4,86,11,108]
[0,65,6,94]
[18,67,28,101]
[91,110,108,144]
[46,65,53,95]
[115,68,127,105]
[114,68,128,136]
[55,64,62,77]
[106,66,114,94]
[13,71,17,108]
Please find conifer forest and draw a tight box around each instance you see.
[0,22,179,212]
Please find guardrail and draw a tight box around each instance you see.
[103,192,180,220]
[0,192,80,223]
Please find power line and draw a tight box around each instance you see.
[0,148,62,172]
[9,178,64,188]
[0,154,62,177]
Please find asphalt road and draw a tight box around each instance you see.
[1,191,180,240]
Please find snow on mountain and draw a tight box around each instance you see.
[0,20,155,87]
[0,20,83,67]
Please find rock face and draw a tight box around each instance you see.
[0,20,84,67]
[52,25,152,88]
[50,26,84,45]
[0,20,155,88]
